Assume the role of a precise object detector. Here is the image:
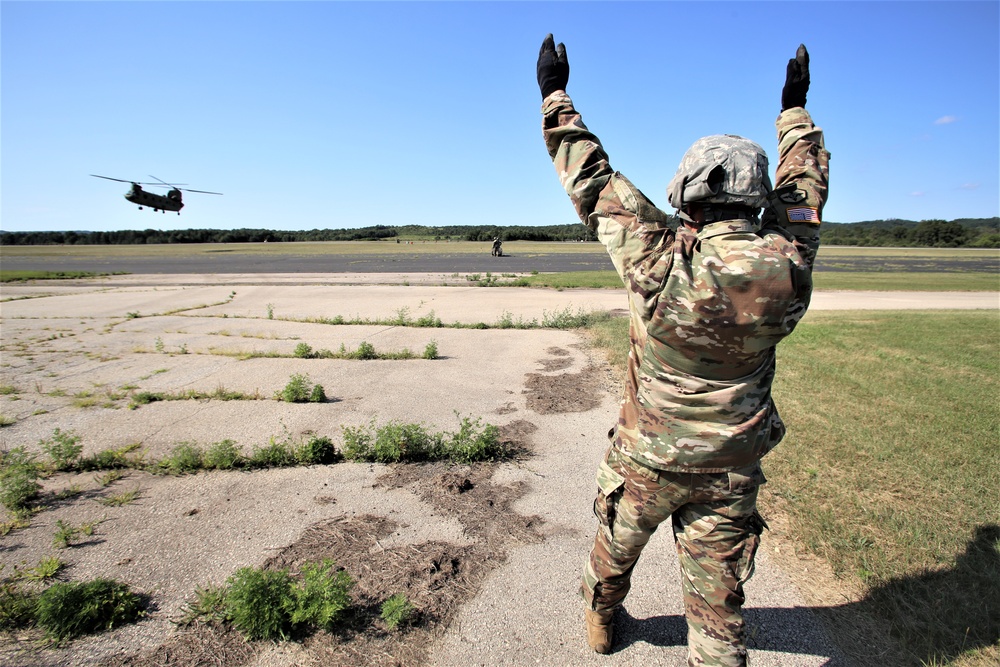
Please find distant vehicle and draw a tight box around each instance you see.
[91,174,222,214]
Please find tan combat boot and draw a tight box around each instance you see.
[584,608,615,654]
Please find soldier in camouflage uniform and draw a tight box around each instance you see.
[536,35,830,666]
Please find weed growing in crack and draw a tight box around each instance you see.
[423,340,439,360]
[52,518,100,549]
[341,415,504,464]
[156,443,204,475]
[203,439,242,470]
[96,485,141,507]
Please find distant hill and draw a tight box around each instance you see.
[2,218,997,248]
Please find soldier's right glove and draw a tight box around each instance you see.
[781,44,810,111]
[537,33,569,100]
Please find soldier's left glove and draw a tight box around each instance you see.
[781,44,810,111]
[537,33,569,99]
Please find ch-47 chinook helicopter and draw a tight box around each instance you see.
[90,174,222,214]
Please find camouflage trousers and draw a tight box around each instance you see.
[581,445,767,667]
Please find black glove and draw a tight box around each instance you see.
[781,44,810,111]
[537,33,569,100]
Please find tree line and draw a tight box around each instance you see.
[819,218,998,248]
[0,223,599,246]
[1,218,996,248]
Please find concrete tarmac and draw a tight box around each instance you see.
[1,275,996,666]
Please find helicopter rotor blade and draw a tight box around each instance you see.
[91,174,133,184]
[178,188,223,195]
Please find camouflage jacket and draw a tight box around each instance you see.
[542,91,830,473]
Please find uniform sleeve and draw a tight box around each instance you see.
[760,107,830,269]
[542,91,674,306]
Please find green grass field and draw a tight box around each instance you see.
[585,311,1000,665]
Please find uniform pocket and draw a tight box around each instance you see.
[593,459,626,539]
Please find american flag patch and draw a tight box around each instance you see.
[787,207,820,223]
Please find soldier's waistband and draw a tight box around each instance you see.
[654,345,764,381]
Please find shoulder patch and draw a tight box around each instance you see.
[778,188,807,204]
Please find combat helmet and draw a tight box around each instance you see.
[666,135,772,212]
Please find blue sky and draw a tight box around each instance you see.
[2,1,998,233]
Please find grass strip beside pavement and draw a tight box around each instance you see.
[584,310,1000,666]
[0,270,127,282]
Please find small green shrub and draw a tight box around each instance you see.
[39,428,83,471]
[225,567,294,641]
[380,594,415,630]
[446,416,503,464]
[295,436,339,465]
[290,560,352,631]
[293,343,314,359]
[415,311,442,327]
[309,384,326,403]
[422,340,439,360]
[354,341,377,360]
[35,578,144,641]
[0,447,42,512]
[277,374,313,403]
[203,439,243,470]
[157,443,204,474]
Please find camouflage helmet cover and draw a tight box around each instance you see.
[666,134,772,210]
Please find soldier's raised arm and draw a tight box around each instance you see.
[762,44,831,269]
[538,34,672,296]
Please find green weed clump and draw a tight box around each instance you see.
[277,374,325,403]
[341,415,505,464]
[222,561,353,641]
[77,443,144,471]
[289,560,353,631]
[380,594,416,630]
[0,447,42,512]
[34,578,144,642]
[422,340,439,360]
[156,443,204,474]
[294,436,340,466]
[39,428,83,471]
[225,567,295,641]
[203,439,242,470]
[0,579,37,630]
[247,440,298,468]
[293,343,314,359]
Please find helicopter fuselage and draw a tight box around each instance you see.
[125,184,184,213]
